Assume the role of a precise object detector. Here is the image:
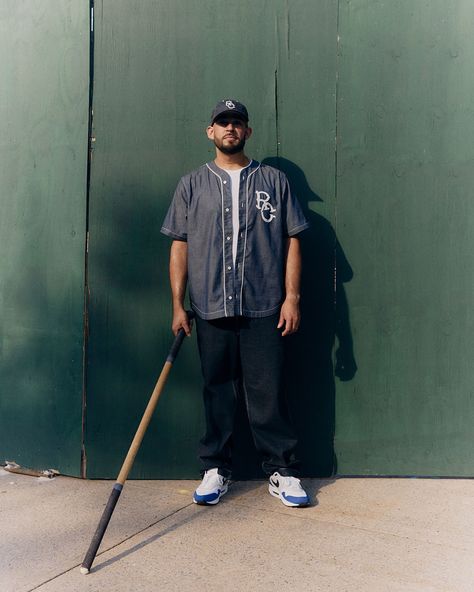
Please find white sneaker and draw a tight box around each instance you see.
[268,472,310,507]
[193,468,229,505]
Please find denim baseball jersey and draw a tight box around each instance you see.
[161,160,309,320]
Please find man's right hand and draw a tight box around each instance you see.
[172,307,192,336]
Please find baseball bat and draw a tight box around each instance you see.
[80,311,195,574]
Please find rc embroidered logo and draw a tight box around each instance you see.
[225,100,236,109]
[256,191,276,223]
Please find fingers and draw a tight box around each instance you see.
[182,318,192,336]
[277,314,290,336]
[281,319,293,337]
[279,314,300,337]
[173,322,191,336]
[278,299,301,336]
[172,313,193,336]
[277,314,284,330]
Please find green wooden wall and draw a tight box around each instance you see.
[335,0,474,475]
[0,1,89,475]
[84,0,338,478]
[1,0,473,478]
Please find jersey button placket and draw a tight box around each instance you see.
[223,179,235,315]
[235,169,248,315]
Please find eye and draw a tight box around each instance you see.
[215,118,245,128]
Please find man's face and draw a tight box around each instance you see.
[206,116,252,155]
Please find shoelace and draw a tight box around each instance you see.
[281,476,302,489]
[202,470,224,485]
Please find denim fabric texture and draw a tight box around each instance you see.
[195,314,300,477]
[161,160,309,320]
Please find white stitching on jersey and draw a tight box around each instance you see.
[191,302,225,315]
[161,226,187,240]
[287,221,310,235]
[240,163,261,315]
[206,164,228,317]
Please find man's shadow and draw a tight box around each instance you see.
[232,157,357,479]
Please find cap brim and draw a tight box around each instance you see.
[211,111,248,124]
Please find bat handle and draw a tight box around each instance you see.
[166,310,195,363]
[80,483,123,574]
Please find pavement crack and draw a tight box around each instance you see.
[28,500,195,590]
[230,499,473,553]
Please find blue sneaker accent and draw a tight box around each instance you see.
[193,468,228,505]
[193,490,221,504]
[282,492,309,506]
[269,472,310,507]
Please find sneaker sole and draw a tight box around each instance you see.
[193,484,228,505]
[268,484,309,507]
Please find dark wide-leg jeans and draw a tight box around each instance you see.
[195,313,299,477]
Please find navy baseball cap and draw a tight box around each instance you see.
[210,99,249,124]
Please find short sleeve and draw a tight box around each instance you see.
[281,174,310,237]
[160,178,189,241]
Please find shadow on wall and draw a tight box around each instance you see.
[84,182,203,478]
[232,157,357,479]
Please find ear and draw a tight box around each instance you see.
[206,125,214,140]
[245,126,253,140]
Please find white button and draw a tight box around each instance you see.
[227,266,232,270]
[228,295,233,300]
[226,236,231,241]
[223,180,227,184]
[225,208,230,212]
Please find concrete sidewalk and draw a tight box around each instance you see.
[1,467,473,592]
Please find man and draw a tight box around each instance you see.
[161,99,310,507]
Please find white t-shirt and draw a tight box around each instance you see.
[223,168,243,265]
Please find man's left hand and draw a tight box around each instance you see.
[277,297,301,336]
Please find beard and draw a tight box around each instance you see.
[214,135,246,155]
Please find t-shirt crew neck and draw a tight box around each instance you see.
[222,166,246,265]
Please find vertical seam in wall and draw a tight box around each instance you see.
[274,69,280,158]
[332,0,341,476]
[334,0,340,290]
[274,8,281,160]
[81,0,95,479]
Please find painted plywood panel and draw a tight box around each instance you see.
[335,0,474,475]
[265,2,340,477]
[86,0,337,478]
[0,1,89,475]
